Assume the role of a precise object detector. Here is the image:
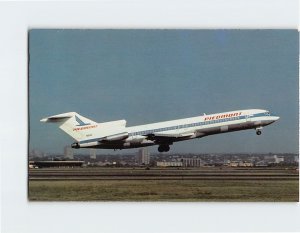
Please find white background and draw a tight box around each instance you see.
[0,1,299,232]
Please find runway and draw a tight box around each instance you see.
[29,167,298,181]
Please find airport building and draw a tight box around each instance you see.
[229,161,253,167]
[137,148,150,165]
[229,161,239,167]
[182,158,201,167]
[255,160,268,167]
[29,160,84,168]
[156,161,183,167]
[274,155,284,164]
[64,146,74,159]
[264,155,284,164]
[90,149,96,159]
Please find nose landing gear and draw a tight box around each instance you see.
[256,127,263,135]
[158,144,170,152]
[256,130,262,135]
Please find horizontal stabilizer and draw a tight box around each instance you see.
[40,112,77,123]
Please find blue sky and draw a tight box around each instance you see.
[29,30,298,154]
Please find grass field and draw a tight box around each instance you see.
[29,179,298,201]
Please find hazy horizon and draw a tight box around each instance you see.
[29,29,299,154]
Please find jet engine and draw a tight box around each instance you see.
[103,132,129,141]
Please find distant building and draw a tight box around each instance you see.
[157,161,183,167]
[182,158,201,167]
[96,161,112,166]
[30,149,44,158]
[90,149,96,159]
[264,155,284,164]
[229,162,239,167]
[255,161,268,167]
[229,161,253,167]
[239,161,254,167]
[137,148,150,165]
[64,146,74,159]
[274,155,284,163]
[223,159,231,166]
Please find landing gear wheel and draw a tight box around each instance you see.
[158,146,164,152]
[164,145,170,152]
[256,130,262,135]
[158,145,170,152]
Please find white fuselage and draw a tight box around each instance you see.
[75,109,279,151]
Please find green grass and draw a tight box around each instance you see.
[28,180,299,201]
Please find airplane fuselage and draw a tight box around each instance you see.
[68,109,279,152]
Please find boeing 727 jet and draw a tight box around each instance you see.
[41,109,279,152]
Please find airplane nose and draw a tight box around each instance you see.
[273,116,280,121]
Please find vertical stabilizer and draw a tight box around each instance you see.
[40,112,97,141]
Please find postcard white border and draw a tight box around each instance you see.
[0,1,299,232]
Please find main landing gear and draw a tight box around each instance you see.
[158,144,170,152]
[256,127,263,135]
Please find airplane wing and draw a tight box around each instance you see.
[145,132,196,143]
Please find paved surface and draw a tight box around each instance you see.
[29,167,299,181]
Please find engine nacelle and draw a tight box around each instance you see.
[72,141,101,148]
[104,132,129,141]
[123,139,154,148]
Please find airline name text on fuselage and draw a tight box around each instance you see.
[204,112,242,121]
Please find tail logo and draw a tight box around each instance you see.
[75,115,91,126]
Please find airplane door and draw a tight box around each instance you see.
[245,115,253,127]
[245,115,250,122]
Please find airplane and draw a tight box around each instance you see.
[40,109,279,152]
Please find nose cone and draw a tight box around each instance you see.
[40,118,47,122]
[270,116,280,122]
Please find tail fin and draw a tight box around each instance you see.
[40,112,97,141]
